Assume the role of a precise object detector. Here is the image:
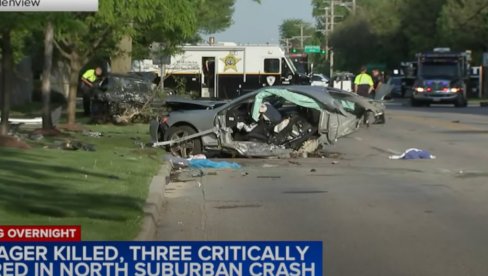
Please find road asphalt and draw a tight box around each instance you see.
[158,103,488,276]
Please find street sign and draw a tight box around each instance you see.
[304,45,321,53]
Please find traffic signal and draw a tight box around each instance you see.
[291,48,298,53]
[321,49,326,55]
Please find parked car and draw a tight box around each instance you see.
[310,74,329,87]
[149,86,385,158]
[388,76,404,98]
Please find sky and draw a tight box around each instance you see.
[211,0,315,44]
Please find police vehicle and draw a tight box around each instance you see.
[411,48,471,107]
[136,42,310,99]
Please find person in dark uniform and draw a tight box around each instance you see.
[354,66,374,97]
[80,66,103,116]
[371,69,384,99]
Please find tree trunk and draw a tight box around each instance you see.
[42,21,54,130]
[0,29,13,136]
[67,53,81,125]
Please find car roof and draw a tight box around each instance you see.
[268,85,343,113]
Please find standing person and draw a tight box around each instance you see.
[354,66,374,97]
[371,69,384,99]
[80,66,103,116]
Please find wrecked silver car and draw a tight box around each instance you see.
[149,86,385,158]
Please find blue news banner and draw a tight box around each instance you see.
[0,241,322,276]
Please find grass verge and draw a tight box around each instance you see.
[0,123,161,240]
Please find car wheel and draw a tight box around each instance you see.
[166,125,202,158]
[364,111,375,127]
[377,113,386,124]
[454,95,467,108]
[411,98,421,107]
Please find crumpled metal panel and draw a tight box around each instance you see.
[222,141,293,158]
[337,113,360,138]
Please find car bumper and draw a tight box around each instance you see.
[412,92,460,103]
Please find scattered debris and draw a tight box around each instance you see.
[47,140,96,152]
[189,159,241,169]
[28,133,44,141]
[282,190,328,194]
[191,170,204,177]
[241,172,249,176]
[456,171,488,179]
[164,155,189,169]
[257,176,281,179]
[6,117,42,125]
[310,169,317,172]
[331,160,340,165]
[65,141,96,152]
[389,148,436,160]
[451,120,461,124]
[214,204,262,210]
[165,153,240,169]
[83,131,103,138]
[0,135,31,149]
[288,160,301,166]
[188,154,207,160]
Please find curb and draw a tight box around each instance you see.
[134,163,172,241]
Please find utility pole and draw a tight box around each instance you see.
[300,24,304,50]
[320,0,356,77]
[280,38,291,53]
[330,0,335,78]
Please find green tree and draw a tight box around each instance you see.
[438,0,488,54]
[132,0,243,60]
[132,0,197,59]
[0,20,14,136]
[0,14,32,135]
[314,0,445,71]
[197,0,235,34]
[54,0,200,125]
[399,0,447,54]
[41,19,54,130]
[279,19,316,50]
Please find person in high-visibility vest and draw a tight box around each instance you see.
[80,66,103,116]
[354,66,374,97]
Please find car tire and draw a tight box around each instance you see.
[377,113,386,124]
[166,125,202,158]
[454,95,467,108]
[364,111,375,127]
[411,98,421,107]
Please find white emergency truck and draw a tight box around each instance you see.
[134,43,310,99]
